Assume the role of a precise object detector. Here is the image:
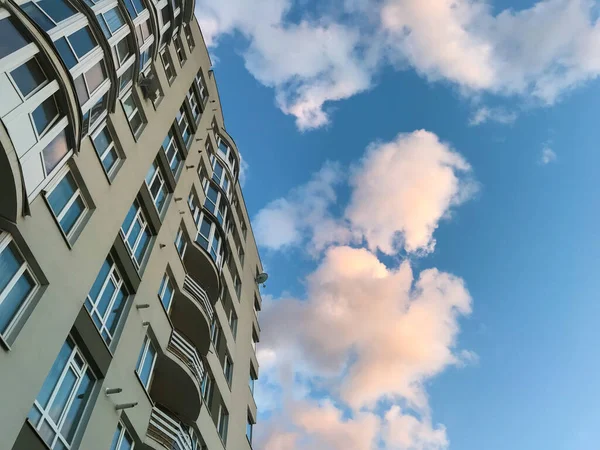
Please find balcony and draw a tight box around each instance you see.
[170,275,213,356]
[149,331,202,423]
[183,239,221,303]
[147,407,201,450]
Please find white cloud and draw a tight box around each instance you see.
[254,130,477,256]
[195,0,600,129]
[238,152,249,187]
[468,106,518,126]
[539,147,558,164]
[346,130,478,255]
[256,246,472,448]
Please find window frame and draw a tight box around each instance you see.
[121,90,145,138]
[0,233,40,343]
[159,46,176,84]
[158,271,174,313]
[217,403,229,444]
[228,307,238,339]
[196,215,223,266]
[110,421,135,450]
[90,121,122,179]
[173,34,186,66]
[145,160,169,214]
[246,413,254,445]
[174,227,187,260]
[223,352,233,386]
[136,335,157,390]
[120,201,152,270]
[161,129,183,177]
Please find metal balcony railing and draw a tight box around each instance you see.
[147,407,201,450]
[168,330,205,385]
[183,274,214,322]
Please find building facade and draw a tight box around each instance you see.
[0,1,263,449]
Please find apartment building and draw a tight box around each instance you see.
[0,1,263,449]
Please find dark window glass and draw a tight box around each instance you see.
[70,27,97,59]
[85,61,106,94]
[48,172,77,215]
[32,96,58,135]
[20,3,54,31]
[42,128,70,175]
[119,66,134,91]
[54,38,77,69]
[0,17,31,59]
[74,75,89,105]
[37,0,76,24]
[103,7,125,35]
[11,58,46,98]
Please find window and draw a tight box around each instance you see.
[145,161,168,213]
[0,234,38,340]
[253,295,260,319]
[210,318,220,348]
[28,337,95,449]
[136,335,157,389]
[97,7,126,39]
[139,46,152,71]
[174,227,187,259]
[85,255,129,346]
[160,47,175,83]
[53,27,98,70]
[228,307,238,339]
[161,129,182,176]
[201,371,213,406]
[136,19,151,44]
[33,95,59,137]
[0,16,30,60]
[183,23,195,51]
[121,91,144,137]
[92,124,120,177]
[223,353,233,385]
[246,414,254,445]
[158,272,174,312]
[124,0,145,19]
[233,273,242,299]
[217,404,229,444]
[46,168,89,240]
[195,70,208,103]
[175,105,191,147]
[187,87,201,122]
[197,216,223,265]
[238,246,245,267]
[41,127,71,176]
[119,65,135,93]
[74,61,108,106]
[252,329,258,352]
[241,221,248,240]
[22,0,77,32]
[82,95,108,136]
[173,35,186,66]
[110,422,134,450]
[10,57,47,99]
[249,368,256,395]
[188,189,201,226]
[120,201,152,269]
[114,37,132,67]
[211,159,230,197]
[203,183,226,226]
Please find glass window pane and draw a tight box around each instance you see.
[93,128,110,155]
[84,61,106,94]
[88,258,110,302]
[98,16,111,39]
[42,129,70,175]
[54,37,77,69]
[121,203,137,235]
[61,369,94,442]
[69,27,97,59]
[0,242,22,293]
[104,7,125,34]
[0,271,34,335]
[48,172,76,216]
[96,279,116,317]
[36,340,74,408]
[127,220,142,248]
[59,196,85,235]
[115,38,131,64]
[122,96,135,117]
[11,58,46,98]
[104,288,127,336]
[74,76,89,105]
[48,368,77,422]
[38,0,76,24]
[103,148,118,172]
[121,432,133,450]
[21,3,54,31]
[0,18,29,58]
[109,425,121,450]
[139,343,155,387]
[134,229,150,262]
[33,96,58,135]
[119,66,134,91]
[129,112,142,134]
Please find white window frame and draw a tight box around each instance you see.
[90,122,121,177]
[186,86,201,122]
[216,135,237,177]
[223,353,233,385]
[194,70,208,103]
[44,165,89,241]
[121,90,145,138]
[173,34,186,66]
[84,255,128,346]
[203,182,227,226]
[201,370,213,405]
[174,227,187,259]
[188,189,201,225]
[197,215,223,267]
[145,160,168,213]
[29,337,95,450]
[158,272,174,312]
[210,318,220,348]
[217,404,229,444]
[159,46,175,84]
[162,129,182,175]
[110,422,134,450]
[120,201,151,269]
[0,233,39,341]
[228,307,237,339]
[176,105,191,147]
[210,157,231,198]
[6,54,50,101]
[136,335,157,390]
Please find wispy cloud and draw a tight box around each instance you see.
[252,130,477,449]
[196,0,600,130]
[469,106,518,126]
[539,147,557,165]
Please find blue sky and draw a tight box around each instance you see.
[195,1,600,449]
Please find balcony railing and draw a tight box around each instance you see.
[147,407,200,450]
[183,274,214,322]
[168,330,205,385]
